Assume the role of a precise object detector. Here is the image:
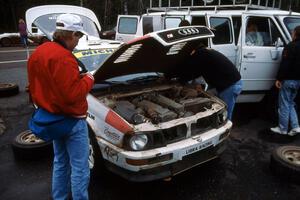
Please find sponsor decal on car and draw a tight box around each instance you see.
[104,127,121,141]
[104,146,119,161]
[74,48,115,58]
[185,140,213,155]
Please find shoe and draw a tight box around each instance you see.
[270,127,287,135]
[288,127,300,136]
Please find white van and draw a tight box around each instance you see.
[115,0,300,103]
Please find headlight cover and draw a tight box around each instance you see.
[222,110,228,122]
[217,109,228,125]
[129,134,148,151]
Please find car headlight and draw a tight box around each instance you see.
[222,110,228,121]
[129,134,148,151]
[217,109,228,125]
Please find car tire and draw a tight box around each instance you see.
[88,126,106,178]
[270,145,300,183]
[0,83,19,98]
[12,130,53,160]
[0,37,12,47]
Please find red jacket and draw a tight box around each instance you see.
[27,42,94,117]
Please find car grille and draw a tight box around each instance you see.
[124,111,226,151]
[191,113,219,136]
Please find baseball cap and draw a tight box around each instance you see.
[56,13,87,35]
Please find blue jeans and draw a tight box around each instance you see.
[218,80,243,120]
[278,80,300,132]
[20,35,28,47]
[52,119,90,200]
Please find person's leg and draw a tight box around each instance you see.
[218,80,242,120]
[20,36,25,47]
[52,139,71,200]
[66,119,90,200]
[278,80,296,133]
[287,80,300,129]
[24,35,28,47]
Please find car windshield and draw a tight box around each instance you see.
[33,13,100,39]
[283,17,300,36]
[74,48,114,72]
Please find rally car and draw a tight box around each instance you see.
[85,26,232,182]
[16,5,232,182]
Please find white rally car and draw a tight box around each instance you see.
[85,26,232,182]
[22,5,232,182]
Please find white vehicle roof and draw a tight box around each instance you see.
[26,5,101,34]
[146,0,300,16]
[144,9,300,17]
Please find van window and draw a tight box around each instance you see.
[209,17,232,44]
[232,16,241,45]
[142,16,163,35]
[165,17,182,29]
[143,17,154,35]
[246,17,282,46]
[191,16,206,26]
[118,17,138,34]
[283,17,300,36]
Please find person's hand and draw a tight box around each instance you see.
[275,80,282,89]
[80,72,94,81]
[195,84,203,92]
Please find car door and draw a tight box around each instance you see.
[206,14,237,64]
[115,15,140,42]
[238,14,286,97]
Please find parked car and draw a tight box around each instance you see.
[16,5,232,182]
[0,32,48,47]
[84,26,232,182]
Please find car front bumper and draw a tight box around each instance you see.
[98,120,232,182]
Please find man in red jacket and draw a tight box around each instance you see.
[27,13,94,200]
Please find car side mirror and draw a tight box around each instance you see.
[275,37,284,49]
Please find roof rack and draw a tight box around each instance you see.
[147,0,285,13]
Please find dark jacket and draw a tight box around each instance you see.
[18,23,27,36]
[177,47,241,92]
[276,39,300,81]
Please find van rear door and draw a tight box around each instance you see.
[238,14,286,102]
[206,14,237,64]
[115,15,140,42]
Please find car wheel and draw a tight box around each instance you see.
[88,127,106,178]
[0,37,12,47]
[0,83,19,98]
[270,145,300,183]
[11,130,53,160]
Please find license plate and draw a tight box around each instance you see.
[185,140,213,155]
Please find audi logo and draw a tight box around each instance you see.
[178,28,200,36]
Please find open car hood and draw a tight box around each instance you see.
[94,26,214,83]
[25,5,101,40]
